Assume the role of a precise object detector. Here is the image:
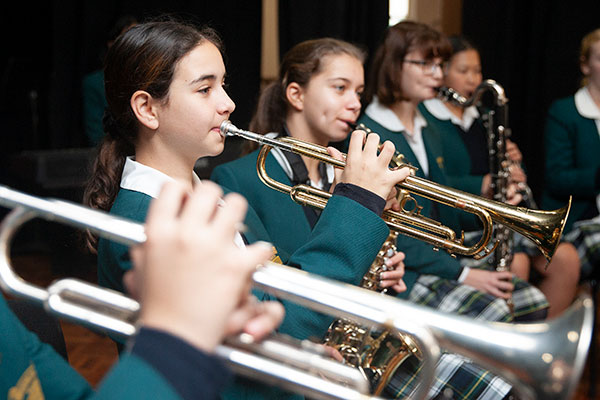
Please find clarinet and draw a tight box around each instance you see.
[440,81,516,314]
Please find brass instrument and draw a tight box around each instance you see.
[0,185,592,400]
[0,184,437,400]
[220,121,571,262]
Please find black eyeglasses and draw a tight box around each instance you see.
[403,59,444,75]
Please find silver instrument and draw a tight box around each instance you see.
[0,185,593,399]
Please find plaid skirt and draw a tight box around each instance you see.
[382,253,548,399]
[563,216,600,280]
[409,274,549,323]
[385,353,512,400]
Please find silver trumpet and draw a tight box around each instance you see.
[0,184,436,400]
[0,185,593,400]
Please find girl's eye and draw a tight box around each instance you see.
[334,85,345,92]
[198,87,211,94]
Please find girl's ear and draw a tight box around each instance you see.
[285,82,305,112]
[131,90,159,130]
[580,57,590,77]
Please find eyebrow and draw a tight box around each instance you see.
[327,77,364,87]
[189,74,217,86]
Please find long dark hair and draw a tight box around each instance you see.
[364,20,451,106]
[243,38,365,154]
[83,20,223,251]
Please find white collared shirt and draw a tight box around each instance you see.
[120,157,246,248]
[365,97,430,176]
[574,85,600,137]
[422,98,480,131]
[574,86,600,213]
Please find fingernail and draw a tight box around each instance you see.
[254,241,273,250]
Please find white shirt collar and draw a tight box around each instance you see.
[422,98,480,131]
[268,132,335,189]
[120,156,202,198]
[120,157,246,248]
[575,86,600,120]
[365,96,408,132]
[365,97,429,175]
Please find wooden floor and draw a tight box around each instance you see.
[5,252,600,399]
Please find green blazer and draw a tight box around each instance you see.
[211,144,462,297]
[542,95,600,233]
[0,295,182,400]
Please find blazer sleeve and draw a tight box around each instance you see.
[545,100,599,199]
[253,194,389,341]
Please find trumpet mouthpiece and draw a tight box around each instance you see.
[219,120,236,138]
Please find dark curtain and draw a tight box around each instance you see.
[279,0,389,76]
[462,0,599,202]
[0,0,261,152]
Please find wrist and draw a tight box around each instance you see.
[139,310,223,353]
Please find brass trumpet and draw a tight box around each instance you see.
[220,121,571,262]
[0,185,592,400]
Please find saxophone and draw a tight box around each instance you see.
[323,234,421,394]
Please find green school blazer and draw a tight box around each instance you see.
[0,295,181,400]
[542,95,600,233]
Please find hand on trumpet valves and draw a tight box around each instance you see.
[327,130,411,200]
[127,181,284,352]
[463,269,515,300]
[379,251,408,293]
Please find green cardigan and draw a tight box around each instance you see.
[211,143,462,297]
[0,295,182,400]
[542,95,600,233]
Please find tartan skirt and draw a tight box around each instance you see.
[384,353,513,400]
[381,267,548,399]
[563,217,600,281]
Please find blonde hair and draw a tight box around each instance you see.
[580,28,600,87]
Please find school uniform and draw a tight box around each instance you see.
[543,87,600,278]
[212,126,517,400]
[98,156,390,400]
[0,294,230,400]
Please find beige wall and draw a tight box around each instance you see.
[261,0,279,85]
[260,0,464,83]
[408,0,462,35]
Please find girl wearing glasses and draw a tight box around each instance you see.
[354,21,549,397]
[418,35,580,319]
